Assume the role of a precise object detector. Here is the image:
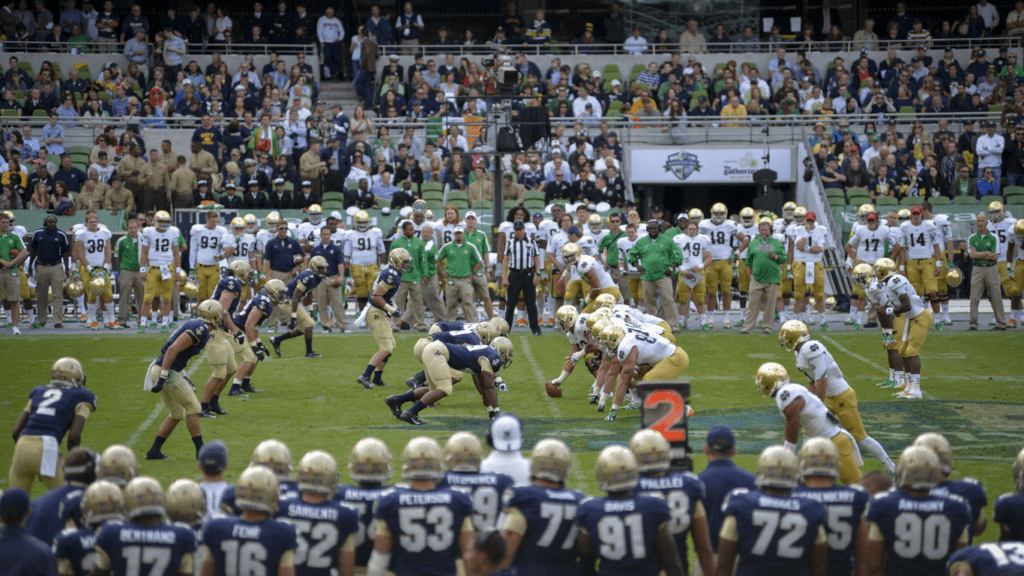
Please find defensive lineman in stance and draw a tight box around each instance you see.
[599,322,689,422]
[358,248,410,389]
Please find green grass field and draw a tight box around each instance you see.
[1,329,1022,544]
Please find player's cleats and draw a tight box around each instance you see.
[723,320,731,329]
[89,321,98,330]
[79,313,87,322]
[199,410,218,418]
[145,451,171,460]
[933,323,943,331]
[897,390,922,399]
[108,322,123,330]
[241,384,262,393]
[1009,318,1018,328]
[625,401,641,409]
[597,402,605,412]
[160,325,168,333]
[942,318,953,325]
[604,409,617,422]
[210,405,228,415]
[735,319,744,328]
[305,352,324,358]
[12,326,20,334]
[406,376,419,388]
[588,393,598,404]
[271,338,282,357]
[357,375,375,389]
[844,318,855,325]
[820,322,830,331]
[168,322,177,328]
[702,323,712,330]
[398,410,423,425]
[137,326,145,333]
[150,321,158,328]
[878,379,898,388]
[228,389,249,397]
[385,396,404,418]
[854,323,862,330]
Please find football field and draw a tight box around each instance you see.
[1,328,1021,544]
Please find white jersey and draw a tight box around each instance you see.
[199,480,229,518]
[76,228,112,268]
[882,273,927,319]
[141,226,180,267]
[794,224,831,264]
[737,223,759,258]
[785,222,803,258]
[573,254,614,289]
[610,304,662,326]
[536,220,559,245]
[609,314,666,337]
[795,340,850,397]
[1008,231,1024,260]
[774,382,841,439]
[674,233,711,270]
[989,216,1018,262]
[928,215,953,255]
[256,227,296,253]
[568,314,591,348]
[849,224,896,264]
[480,451,531,487]
[345,227,385,267]
[699,219,742,260]
[190,224,227,267]
[899,221,939,260]
[393,219,426,239]
[436,222,461,246]
[547,230,570,267]
[773,217,794,236]
[569,236,599,281]
[331,228,348,251]
[223,232,256,264]
[617,235,641,274]
[296,221,327,247]
[586,228,609,247]
[615,330,676,367]
[864,279,890,309]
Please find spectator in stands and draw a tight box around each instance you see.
[55,155,86,193]
[735,25,759,50]
[869,165,895,201]
[958,5,989,38]
[950,166,974,198]
[182,5,207,50]
[853,18,878,50]
[719,95,746,127]
[365,5,392,45]
[679,19,706,52]
[268,177,293,208]
[888,1,912,37]
[813,0,841,38]
[525,8,551,47]
[544,169,572,203]
[971,166,1000,199]
[844,155,871,190]
[622,25,648,54]
[920,166,947,198]
[707,24,730,53]
[977,0,1000,31]
[976,120,1005,182]
[1008,0,1024,35]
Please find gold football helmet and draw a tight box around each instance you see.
[585,307,612,330]
[252,439,293,481]
[782,202,797,219]
[265,211,282,229]
[825,296,836,309]
[243,213,258,234]
[182,276,200,299]
[946,265,963,288]
[424,209,435,221]
[755,445,800,489]
[265,279,289,303]
[852,263,875,289]
[236,465,280,513]
[740,207,755,226]
[475,322,498,345]
[443,432,484,472]
[530,438,572,483]
[594,293,617,310]
[600,324,626,352]
[895,445,943,491]
[52,357,86,387]
[2,209,16,223]
[874,257,897,281]
[87,273,110,300]
[349,437,393,482]
[165,479,206,526]
[588,213,603,233]
[296,450,340,494]
[401,436,445,480]
[412,199,428,215]
[354,210,371,232]
[231,216,246,233]
[711,202,727,224]
[755,362,790,398]
[688,208,704,221]
[428,324,442,336]
[556,305,579,332]
[595,445,639,492]
[589,318,611,342]
[309,255,328,277]
[491,336,514,367]
[66,276,86,298]
[229,260,254,284]
[897,208,911,222]
[798,437,840,480]
[989,200,1005,221]
[490,317,510,336]
[123,476,165,519]
[197,299,225,326]
[155,210,172,231]
[913,432,953,476]
[779,319,809,351]
[177,268,189,285]
[1016,219,1024,237]
[857,203,875,223]
[98,444,139,486]
[389,247,412,272]
[81,479,125,527]
[1014,447,1024,492]
[308,204,323,225]
[413,337,432,361]
[630,429,671,474]
[562,242,581,266]
[793,206,808,222]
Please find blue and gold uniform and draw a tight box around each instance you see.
[865,489,972,576]
[148,320,210,421]
[947,543,1024,576]
[719,487,827,576]
[367,265,402,353]
[576,494,672,576]
[284,270,322,332]
[438,471,515,531]
[501,484,587,576]
[201,516,298,576]
[793,484,870,576]
[219,481,301,517]
[635,472,708,575]
[26,483,86,544]
[94,521,197,576]
[446,344,502,374]
[434,320,485,332]
[209,276,246,379]
[9,385,97,491]
[276,497,360,576]
[213,276,245,317]
[54,526,100,576]
[373,487,475,576]
[333,485,398,566]
[932,479,988,544]
[993,492,1024,541]
[233,292,275,329]
[430,329,481,346]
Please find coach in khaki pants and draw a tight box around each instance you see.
[420,225,447,323]
[741,218,786,335]
[628,220,682,328]
[263,222,307,327]
[311,227,347,332]
[438,227,481,321]
[968,213,1006,330]
[30,215,71,328]
[115,219,146,327]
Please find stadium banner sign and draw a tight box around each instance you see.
[629,148,795,184]
[637,382,692,472]
[830,204,991,238]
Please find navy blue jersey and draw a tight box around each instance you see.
[373,487,475,576]
[793,484,870,576]
[26,483,82,543]
[947,542,1024,576]
[932,479,988,543]
[636,472,708,575]
[220,480,300,516]
[865,489,972,576]
[435,320,468,331]
[370,266,402,309]
[95,521,196,576]
[275,498,360,576]
[699,460,757,551]
[430,329,482,346]
[993,492,1024,541]
[446,343,503,374]
[0,526,58,576]
[333,485,398,566]
[201,517,297,576]
[20,385,97,443]
[501,484,587,576]
[233,292,275,328]
[155,320,211,372]
[213,276,245,316]
[439,471,515,531]
[60,490,86,529]
[286,270,322,298]
[53,525,101,576]
[577,495,672,576]
[720,488,827,576]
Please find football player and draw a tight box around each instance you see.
[546,306,598,399]
[792,439,870,576]
[165,478,207,570]
[499,438,587,574]
[25,447,98,545]
[599,323,689,422]
[277,450,360,576]
[58,445,138,531]
[699,203,749,329]
[222,216,258,302]
[630,430,715,576]
[440,432,516,531]
[335,438,398,573]
[780,320,896,474]
[201,466,299,576]
[602,293,675,343]
[367,437,475,576]
[143,300,223,461]
[139,210,182,333]
[894,205,942,328]
[673,220,713,330]
[199,260,254,418]
[993,447,1024,541]
[189,211,227,301]
[716,445,828,576]
[775,202,797,236]
[793,211,831,328]
[755,362,862,484]
[219,439,300,515]
[987,201,1020,326]
[0,211,30,332]
[9,357,96,492]
[914,433,989,542]
[852,264,906,389]
[920,201,956,325]
[735,207,759,327]
[947,542,1024,576]
[357,248,410,389]
[846,211,898,329]
[1006,220,1024,328]
[296,204,327,252]
[576,445,685,576]
[227,279,286,398]
[617,223,643,308]
[53,479,124,576]
[74,211,118,330]
[393,200,431,239]
[864,446,972,575]
[874,257,932,399]
[92,477,197,576]
[563,241,620,312]
[403,323,497,389]
[268,256,328,358]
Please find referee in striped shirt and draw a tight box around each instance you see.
[502,220,542,335]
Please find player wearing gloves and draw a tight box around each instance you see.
[599,322,690,422]
[140,211,183,333]
[845,210,898,329]
[199,260,254,418]
[875,257,932,399]
[563,242,620,312]
[358,248,411,389]
[226,279,285,398]
[852,263,907,390]
[268,255,328,358]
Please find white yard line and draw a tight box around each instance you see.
[819,335,937,400]
[126,351,207,448]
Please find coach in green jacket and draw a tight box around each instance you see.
[628,220,682,329]
[391,221,428,331]
[437,226,482,321]
[741,217,787,334]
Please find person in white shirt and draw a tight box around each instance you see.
[673,220,712,330]
[894,206,940,328]
[976,0,1000,30]
[480,414,530,486]
[1007,0,1024,35]
[699,203,749,328]
[317,7,345,81]
[623,26,648,54]
[189,211,227,301]
[802,86,825,113]
[74,210,117,330]
[197,440,230,517]
[140,211,183,331]
[976,120,1006,182]
[571,86,603,117]
[875,257,932,399]
[738,67,770,102]
[793,211,831,327]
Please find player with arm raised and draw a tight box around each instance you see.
[356,249,409,389]
[334,439,398,574]
[439,433,515,531]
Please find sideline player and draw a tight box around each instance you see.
[921,201,955,325]
[735,207,759,327]
[793,211,830,328]
[1006,220,1024,328]
[875,257,932,399]
[200,260,254,417]
[269,256,328,358]
[357,248,410,389]
[140,210,182,333]
[222,216,257,302]
[189,211,227,301]
[700,203,749,329]
[296,204,327,250]
[440,432,515,531]
[895,206,942,329]
[987,201,1020,326]
[673,220,712,330]
[74,211,119,330]
[336,438,398,573]
[846,211,897,329]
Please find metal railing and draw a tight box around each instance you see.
[2,40,318,56]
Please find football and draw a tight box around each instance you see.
[545,380,562,398]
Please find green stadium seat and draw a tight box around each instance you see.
[524,200,545,211]
[322,191,346,203]
[983,195,1003,205]
[346,182,359,191]
[928,196,950,205]
[322,200,344,211]
[421,182,443,194]
[603,64,620,76]
[70,146,91,156]
[847,192,870,204]
[1003,186,1024,197]
[875,197,898,206]
[954,196,978,205]
[900,196,922,206]
[1008,196,1024,205]
[1,109,16,117]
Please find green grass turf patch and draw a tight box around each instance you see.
[0,329,1020,543]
